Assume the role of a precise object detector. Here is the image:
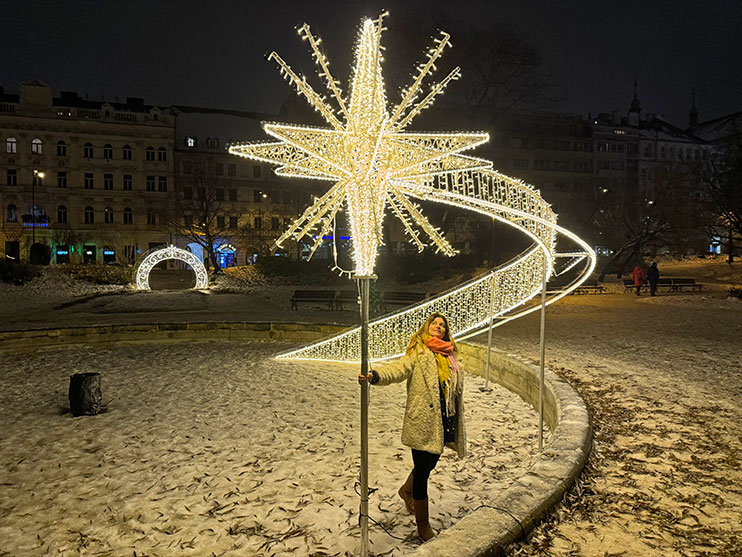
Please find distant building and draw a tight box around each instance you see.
[0,81,175,264]
[172,106,315,265]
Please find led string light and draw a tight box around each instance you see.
[228,13,596,361]
[135,245,208,290]
[230,14,492,277]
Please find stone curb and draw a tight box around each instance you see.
[412,342,592,556]
[0,323,592,556]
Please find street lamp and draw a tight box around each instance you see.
[31,170,45,254]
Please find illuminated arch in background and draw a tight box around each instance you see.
[135,245,208,290]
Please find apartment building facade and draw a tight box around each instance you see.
[0,81,175,265]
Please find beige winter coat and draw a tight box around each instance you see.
[375,344,466,458]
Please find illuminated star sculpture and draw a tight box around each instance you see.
[229,12,492,277]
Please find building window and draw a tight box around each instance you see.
[84,206,94,224]
[103,144,113,159]
[228,163,237,177]
[197,187,205,200]
[6,169,17,186]
[217,215,225,228]
[123,174,132,191]
[84,172,94,189]
[229,189,237,201]
[104,173,114,190]
[57,141,67,157]
[6,137,17,153]
[157,176,168,192]
[216,189,224,201]
[254,216,262,229]
[229,216,238,228]
[57,171,67,188]
[158,147,167,162]
[31,138,43,154]
[123,145,132,160]
[146,146,155,161]
[146,176,155,191]
[123,207,133,224]
[513,159,529,170]
[6,204,18,222]
[216,163,224,176]
[271,217,280,231]
[57,205,67,224]
[282,191,293,204]
[182,160,192,174]
[84,142,94,158]
[183,186,193,200]
[184,214,193,227]
[104,207,114,224]
[206,137,219,149]
[253,165,261,178]
[147,210,157,225]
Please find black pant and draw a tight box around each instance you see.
[411,449,440,499]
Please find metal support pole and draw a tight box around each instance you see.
[538,257,548,451]
[31,172,36,248]
[358,276,371,557]
[482,273,496,392]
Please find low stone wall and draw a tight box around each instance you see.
[0,322,347,355]
[0,323,591,556]
[413,342,592,556]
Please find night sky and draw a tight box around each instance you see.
[3,0,741,126]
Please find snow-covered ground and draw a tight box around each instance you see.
[1,258,740,556]
[0,343,541,556]
[487,272,742,556]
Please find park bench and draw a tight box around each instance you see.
[571,281,605,295]
[383,291,428,309]
[290,290,335,310]
[670,278,703,292]
[623,277,700,293]
[335,290,359,311]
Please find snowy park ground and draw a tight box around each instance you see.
[1,257,741,556]
[0,342,541,556]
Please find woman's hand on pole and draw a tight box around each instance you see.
[358,372,372,385]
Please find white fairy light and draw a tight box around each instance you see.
[230,13,489,277]
[135,245,208,290]
[228,13,596,362]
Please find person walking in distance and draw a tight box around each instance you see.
[358,312,467,542]
[647,262,660,296]
[632,264,647,296]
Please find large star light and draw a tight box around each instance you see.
[229,12,493,276]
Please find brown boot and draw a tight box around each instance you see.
[398,471,415,514]
[413,497,435,541]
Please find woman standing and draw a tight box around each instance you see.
[359,312,467,541]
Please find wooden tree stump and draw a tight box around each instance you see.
[69,372,102,416]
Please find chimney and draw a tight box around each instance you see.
[19,80,53,107]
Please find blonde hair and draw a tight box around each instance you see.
[405,312,457,355]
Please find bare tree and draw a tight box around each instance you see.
[427,16,558,116]
[594,170,709,280]
[169,155,232,274]
[703,136,742,263]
